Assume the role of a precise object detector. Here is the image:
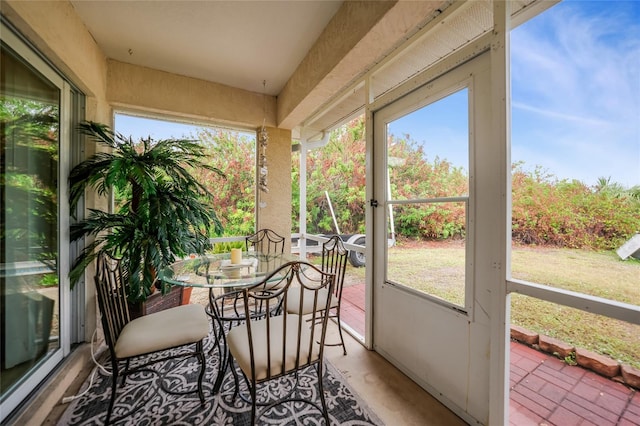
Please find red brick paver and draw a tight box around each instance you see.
[340,283,639,426]
[341,285,365,336]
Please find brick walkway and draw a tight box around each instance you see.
[341,283,365,336]
[340,283,640,425]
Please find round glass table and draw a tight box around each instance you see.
[159,252,299,290]
[159,251,301,394]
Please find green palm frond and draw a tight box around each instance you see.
[77,121,118,148]
[69,121,226,301]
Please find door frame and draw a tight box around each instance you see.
[370,51,501,425]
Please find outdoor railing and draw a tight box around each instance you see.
[210,233,366,259]
[507,278,640,326]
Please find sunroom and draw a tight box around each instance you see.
[2,1,639,425]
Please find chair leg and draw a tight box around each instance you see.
[121,358,131,386]
[106,357,119,425]
[231,356,242,400]
[250,379,257,426]
[196,340,206,404]
[335,309,347,356]
[212,348,227,395]
[209,316,225,357]
[315,309,348,356]
[317,362,330,425]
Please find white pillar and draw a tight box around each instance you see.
[488,0,512,424]
[299,142,308,259]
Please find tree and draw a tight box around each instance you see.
[195,128,256,236]
[0,99,59,267]
[292,117,367,235]
[292,119,640,250]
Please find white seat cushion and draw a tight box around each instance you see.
[115,303,209,359]
[227,314,320,381]
[285,287,336,315]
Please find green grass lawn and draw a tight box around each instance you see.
[510,247,640,369]
[346,241,640,369]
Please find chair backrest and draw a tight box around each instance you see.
[237,261,335,382]
[245,228,285,254]
[94,253,131,355]
[321,235,348,300]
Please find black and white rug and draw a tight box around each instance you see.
[58,337,383,425]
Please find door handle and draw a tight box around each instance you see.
[370,199,379,207]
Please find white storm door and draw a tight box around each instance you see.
[372,52,497,425]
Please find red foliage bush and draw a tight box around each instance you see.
[291,119,639,250]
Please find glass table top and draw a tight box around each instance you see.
[159,252,300,289]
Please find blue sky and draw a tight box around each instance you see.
[511,0,640,188]
[389,0,640,188]
[387,89,469,175]
[118,1,639,189]
[115,115,205,141]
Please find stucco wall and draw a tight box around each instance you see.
[107,60,277,130]
[2,0,110,121]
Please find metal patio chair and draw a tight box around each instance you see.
[226,261,335,425]
[245,228,285,254]
[94,253,209,424]
[286,235,349,354]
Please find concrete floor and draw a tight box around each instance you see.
[323,324,466,426]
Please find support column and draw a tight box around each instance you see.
[298,142,308,260]
[255,126,292,252]
[489,0,512,424]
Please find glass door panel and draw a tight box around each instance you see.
[385,88,470,310]
[1,42,61,400]
[387,201,467,307]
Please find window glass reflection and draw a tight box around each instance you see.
[1,43,60,397]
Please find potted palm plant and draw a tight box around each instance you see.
[69,121,224,308]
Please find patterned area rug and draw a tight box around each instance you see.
[57,337,382,425]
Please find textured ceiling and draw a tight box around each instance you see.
[70,1,343,96]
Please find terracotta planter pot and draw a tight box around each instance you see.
[129,286,190,319]
[180,287,193,305]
